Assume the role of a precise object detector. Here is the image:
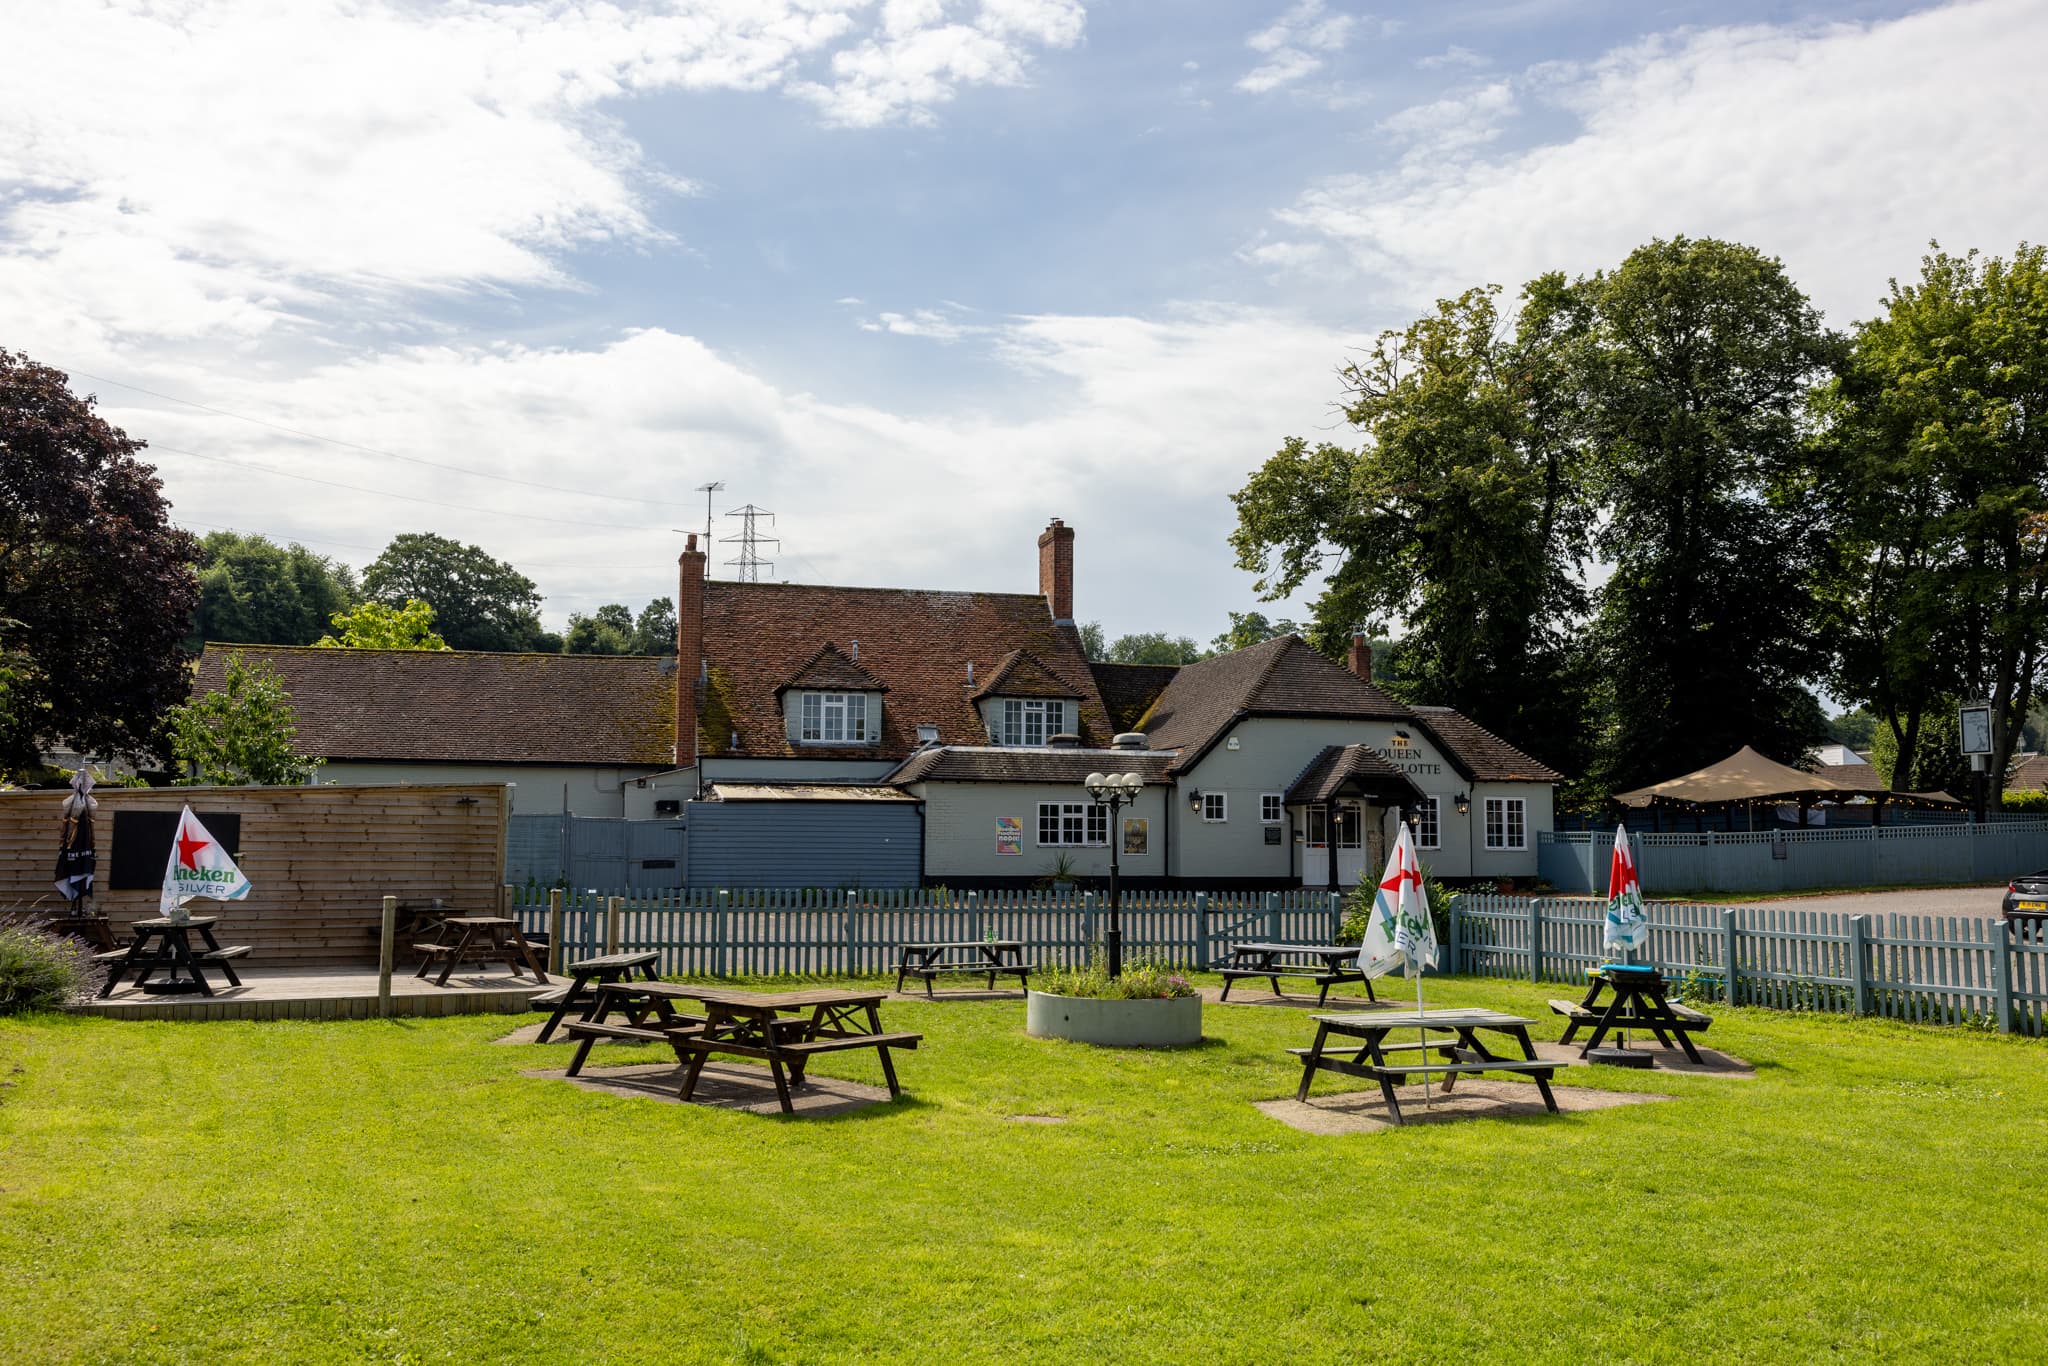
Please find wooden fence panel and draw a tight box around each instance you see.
[2,784,507,968]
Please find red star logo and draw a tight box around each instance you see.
[176,827,210,870]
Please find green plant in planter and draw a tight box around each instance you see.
[0,921,106,1014]
[1035,950,1197,1000]
[1039,852,1081,890]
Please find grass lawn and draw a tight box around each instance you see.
[4,974,2046,1365]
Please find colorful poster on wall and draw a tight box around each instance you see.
[1122,817,1148,856]
[996,816,1023,856]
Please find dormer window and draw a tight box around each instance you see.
[998,698,1069,747]
[800,691,870,744]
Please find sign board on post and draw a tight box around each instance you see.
[1960,701,1993,756]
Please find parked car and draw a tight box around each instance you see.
[2001,872,2048,920]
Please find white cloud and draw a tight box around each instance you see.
[91,307,1356,631]
[1416,45,1489,70]
[1237,0,1360,94]
[1272,0,2048,327]
[1376,80,1518,160]
[0,0,1085,356]
[792,0,1085,127]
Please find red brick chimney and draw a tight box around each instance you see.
[676,534,706,767]
[1038,518,1074,623]
[1348,633,1372,683]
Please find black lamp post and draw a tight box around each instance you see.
[1084,771,1144,977]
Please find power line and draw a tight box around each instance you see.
[152,444,642,531]
[63,365,703,510]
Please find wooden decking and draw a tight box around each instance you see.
[70,967,548,1022]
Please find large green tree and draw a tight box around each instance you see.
[1817,244,2048,801]
[316,598,448,650]
[359,532,544,652]
[191,530,355,646]
[1231,281,1593,773]
[563,603,635,655]
[1579,238,1839,788]
[0,351,200,774]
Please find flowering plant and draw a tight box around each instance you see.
[1034,950,1198,1000]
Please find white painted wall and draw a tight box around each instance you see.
[316,761,660,817]
[1168,717,1549,881]
[913,780,1170,882]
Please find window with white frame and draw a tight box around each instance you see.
[1413,796,1440,849]
[1201,792,1227,823]
[1305,805,1327,847]
[1332,802,1361,849]
[1037,801,1108,847]
[1484,797,1527,850]
[998,698,1068,746]
[799,691,870,744]
[1260,793,1283,824]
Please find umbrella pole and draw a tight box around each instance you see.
[1417,969,1430,1106]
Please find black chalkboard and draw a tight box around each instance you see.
[109,811,242,890]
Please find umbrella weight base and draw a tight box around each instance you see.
[1586,1047,1654,1069]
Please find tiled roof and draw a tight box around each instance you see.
[1818,760,1883,789]
[887,746,1178,786]
[701,582,1110,760]
[1285,745,1426,805]
[775,642,887,697]
[1089,661,1179,733]
[1410,706,1566,784]
[2007,754,2048,790]
[194,644,675,766]
[1140,636,1411,772]
[973,649,1080,701]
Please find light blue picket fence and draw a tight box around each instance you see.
[511,886,1349,978]
[1451,893,2048,1036]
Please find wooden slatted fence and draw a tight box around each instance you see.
[512,886,1348,978]
[1452,893,2048,1036]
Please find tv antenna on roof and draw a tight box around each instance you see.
[722,504,778,583]
[693,481,724,548]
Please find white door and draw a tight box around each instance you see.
[1334,801,1369,886]
[1302,804,1331,886]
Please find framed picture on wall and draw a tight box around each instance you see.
[1122,817,1148,856]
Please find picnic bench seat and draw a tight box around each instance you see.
[561,1014,710,1077]
[1548,998,1711,1028]
[531,950,663,1042]
[895,941,1030,996]
[776,1032,923,1056]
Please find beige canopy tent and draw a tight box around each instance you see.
[1615,745,1963,828]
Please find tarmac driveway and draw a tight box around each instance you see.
[1744,884,2011,920]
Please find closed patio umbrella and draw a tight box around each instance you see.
[52,768,97,908]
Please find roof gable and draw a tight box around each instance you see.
[1286,744,1426,806]
[974,649,1080,701]
[701,581,1110,760]
[194,644,675,766]
[1141,636,1410,772]
[775,642,888,698]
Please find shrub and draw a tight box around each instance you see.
[1034,950,1197,1000]
[2001,788,2048,813]
[0,921,105,1014]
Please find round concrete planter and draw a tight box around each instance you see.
[1025,990,1203,1048]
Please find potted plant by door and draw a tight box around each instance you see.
[1025,954,1202,1048]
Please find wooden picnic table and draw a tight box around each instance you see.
[1291,1007,1560,1124]
[95,916,251,998]
[895,940,1031,995]
[563,982,921,1115]
[413,915,548,987]
[1214,942,1376,1006]
[531,950,663,1042]
[1550,965,1710,1063]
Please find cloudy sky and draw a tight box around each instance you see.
[5,0,2043,642]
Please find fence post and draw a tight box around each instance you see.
[966,890,981,946]
[1265,892,1281,943]
[1082,892,1096,957]
[605,896,623,955]
[1527,897,1544,982]
[500,883,513,918]
[1192,891,1209,969]
[546,888,564,975]
[716,889,730,979]
[1847,914,1868,1016]
[1328,891,1344,942]
[1993,918,2014,1034]
[377,895,396,1019]
[1447,893,1462,975]
[1722,908,1739,1007]
[844,890,858,978]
